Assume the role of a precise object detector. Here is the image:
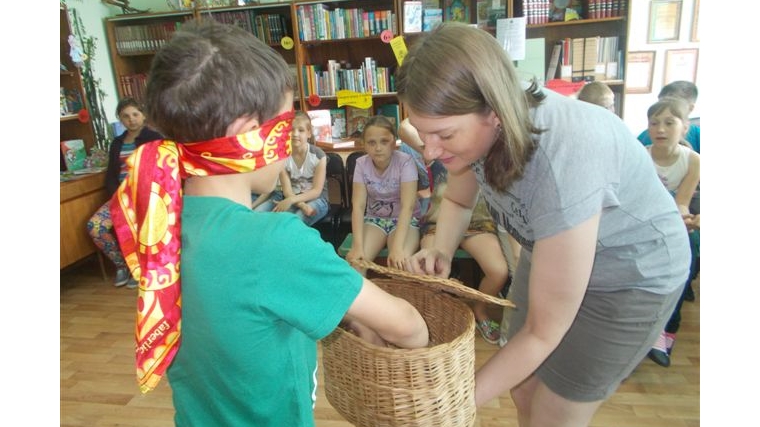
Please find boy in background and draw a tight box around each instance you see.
[577,81,616,113]
[109,20,428,427]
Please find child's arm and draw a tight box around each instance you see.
[674,151,700,216]
[288,157,328,215]
[387,179,418,267]
[273,170,296,212]
[343,276,429,349]
[251,191,272,210]
[346,181,368,263]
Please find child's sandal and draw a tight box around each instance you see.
[476,319,500,345]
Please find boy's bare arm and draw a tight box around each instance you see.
[343,277,429,349]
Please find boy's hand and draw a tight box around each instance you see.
[341,319,388,347]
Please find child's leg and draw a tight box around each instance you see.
[461,233,509,344]
[357,220,390,275]
[87,201,126,269]
[394,225,420,256]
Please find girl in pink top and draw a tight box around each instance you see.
[346,116,421,273]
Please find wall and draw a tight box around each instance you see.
[622,0,700,134]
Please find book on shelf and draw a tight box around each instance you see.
[546,41,562,83]
[330,108,348,139]
[346,106,371,138]
[404,1,423,33]
[583,37,599,81]
[377,103,401,132]
[444,0,469,22]
[560,37,572,81]
[571,37,585,81]
[423,8,443,31]
[61,139,87,172]
[476,0,489,27]
[306,109,333,143]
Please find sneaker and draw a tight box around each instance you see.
[498,334,508,348]
[647,331,671,367]
[665,332,676,355]
[684,284,695,302]
[114,268,130,287]
[476,319,500,345]
[125,277,139,289]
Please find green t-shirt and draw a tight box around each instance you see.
[168,197,362,426]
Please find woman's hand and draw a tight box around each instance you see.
[405,248,451,278]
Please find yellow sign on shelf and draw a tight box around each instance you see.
[337,90,373,109]
[390,36,408,66]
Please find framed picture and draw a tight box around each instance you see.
[625,51,656,94]
[648,0,682,43]
[664,48,698,84]
[690,0,699,42]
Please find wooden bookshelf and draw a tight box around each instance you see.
[61,4,97,154]
[397,0,630,116]
[104,3,298,106]
[103,0,631,116]
[61,4,107,270]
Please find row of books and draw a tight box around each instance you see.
[308,104,400,145]
[587,0,626,19]
[119,73,149,103]
[112,22,184,55]
[206,10,290,45]
[302,57,394,98]
[547,36,621,82]
[524,0,552,25]
[296,4,396,41]
[543,0,626,23]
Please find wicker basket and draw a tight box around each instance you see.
[322,260,515,427]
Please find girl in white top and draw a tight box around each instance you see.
[645,96,701,368]
[647,97,700,216]
[254,111,329,225]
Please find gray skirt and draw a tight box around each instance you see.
[505,263,683,402]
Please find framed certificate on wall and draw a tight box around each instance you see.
[625,51,656,94]
[664,48,698,84]
[648,0,682,43]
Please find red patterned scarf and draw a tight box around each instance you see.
[110,110,294,393]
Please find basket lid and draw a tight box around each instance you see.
[352,259,516,308]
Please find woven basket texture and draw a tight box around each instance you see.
[322,278,477,427]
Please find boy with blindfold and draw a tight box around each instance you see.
[109,20,429,427]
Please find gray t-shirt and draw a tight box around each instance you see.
[474,89,690,294]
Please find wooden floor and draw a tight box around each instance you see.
[61,256,699,426]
